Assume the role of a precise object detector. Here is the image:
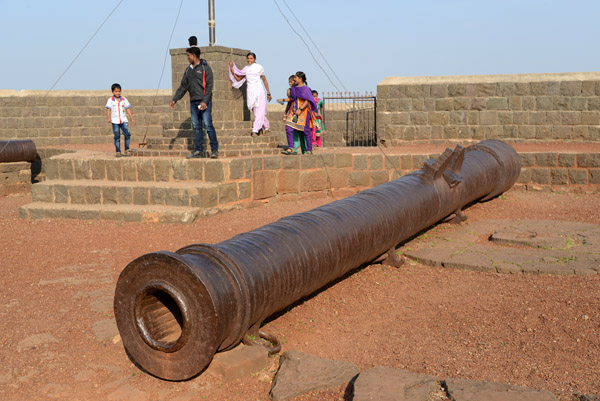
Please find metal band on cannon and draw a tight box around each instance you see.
[114,139,521,380]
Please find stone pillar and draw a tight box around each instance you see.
[170,46,250,130]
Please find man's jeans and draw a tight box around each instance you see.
[190,100,218,153]
[112,122,130,153]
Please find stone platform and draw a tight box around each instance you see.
[17,143,600,223]
[401,219,600,275]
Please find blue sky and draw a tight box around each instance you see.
[0,0,598,99]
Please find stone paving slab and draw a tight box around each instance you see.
[444,378,559,401]
[353,366,438,401]
[270,350,359,401]
[401,220,600,275]
[206,344,269,383]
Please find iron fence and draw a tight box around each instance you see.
[322,92,377,146]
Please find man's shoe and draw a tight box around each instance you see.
[210,151,219,159]
[186,150,203,159]
[115,152,122,158]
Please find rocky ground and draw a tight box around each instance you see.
[1,187,599,400]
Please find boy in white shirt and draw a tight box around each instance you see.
[105,83,136,157]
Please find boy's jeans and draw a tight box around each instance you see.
[190,100,218,153]
[112,122,130,153]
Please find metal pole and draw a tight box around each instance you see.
[208,0,216,46]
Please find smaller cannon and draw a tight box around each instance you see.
[114,139,521,381]
[0,140,37,163]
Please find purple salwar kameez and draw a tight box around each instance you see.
[285,85,318,152]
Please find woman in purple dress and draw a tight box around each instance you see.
[282,72,318,155]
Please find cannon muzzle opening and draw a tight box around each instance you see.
[114,252,222,381]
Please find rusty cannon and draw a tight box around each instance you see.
[114,139,521,380]
[0,140,37,163]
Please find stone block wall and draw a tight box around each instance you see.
[517,152,600,191]
[318,108,354,147]
[0,90,172,147]
[170,46,250,130]
[377,72,600,145]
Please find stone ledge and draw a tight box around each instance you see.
[379,72,600,86]
[19,202,201,224]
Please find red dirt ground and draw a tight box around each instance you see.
[1,140,600,400]
[1,188,599,401]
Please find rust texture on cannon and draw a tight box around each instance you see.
[0,140,37,163]
[114,139,521,380]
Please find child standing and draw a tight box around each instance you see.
[311,90,324,148]
[105,83,135,157]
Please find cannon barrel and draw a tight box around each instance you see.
[114,139,521,380]
[0,140,37,163]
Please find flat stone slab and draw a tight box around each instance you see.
[353,366,438,401]
[401,220,600,275]
[270,350,359,401]
[445,378,558,401]
[205,344,269,383]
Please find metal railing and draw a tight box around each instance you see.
[322,92,377,146]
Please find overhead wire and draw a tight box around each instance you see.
[37,1,400,182]
[272,0,343,94]
[272,1,403,180]
[280,0,347,93]
[45,0,125,96]
[1,1,126,157]
[139,0,184,147]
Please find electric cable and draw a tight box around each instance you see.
[272,0,343,93]
[139,0,184,147]
[45,0,125,96]
[281,0,347,92]
[273,0,401,184]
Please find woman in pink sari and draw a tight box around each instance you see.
[229,52,272,136]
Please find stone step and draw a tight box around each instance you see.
[147,135,278,146]
[31,179,241,208]
[163,121,253,131]
[32,136,114,147]
[162,128,276,138]
[45,153,241,183]
[132,148,280,158]
[19,202,201,224]
[145,144,277,152]
[132,125,165,136]
[145,143,277,152]
[31,129,165,147]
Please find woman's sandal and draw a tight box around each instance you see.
[281,147,297,155]
[251,131,258,137]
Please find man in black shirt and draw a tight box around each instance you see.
[170,47,219,159]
